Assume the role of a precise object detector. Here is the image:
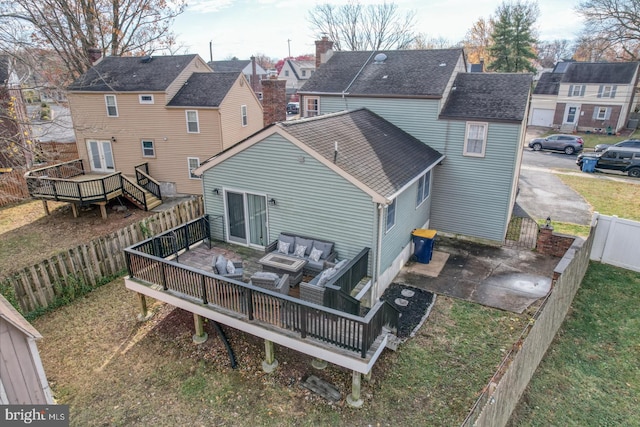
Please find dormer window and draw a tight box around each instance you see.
[139,94,154,104]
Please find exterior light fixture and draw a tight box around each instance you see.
[213,188,220,195]
[269,198,277,206]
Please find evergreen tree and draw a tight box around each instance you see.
[488,1,538,73]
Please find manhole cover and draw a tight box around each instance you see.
[394,298,409,306]
[401,289,415,298]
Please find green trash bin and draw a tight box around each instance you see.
[412,229,437,264]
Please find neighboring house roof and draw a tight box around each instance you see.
[440,73,533,122]
[198,109,443,200]
[561,62,639,84]
[67,54,199,91]
[208,60,267,75]
[533,72,563,95]
[167,72,238,107]
[299,49,463,97]
[0,294,42,339]
[552,61,573,74]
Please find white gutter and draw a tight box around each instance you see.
[386,155,445,201]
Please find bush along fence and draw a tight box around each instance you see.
[0,197,204,317]
[461,219,596,427]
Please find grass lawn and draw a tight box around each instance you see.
[509,263,640,426]
[32,278,532,426]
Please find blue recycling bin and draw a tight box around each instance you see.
[412,229,437,264]
[582,157,597,173]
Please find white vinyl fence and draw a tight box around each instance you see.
[591,213,640,273]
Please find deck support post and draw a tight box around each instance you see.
[98,202,108,219]
[42,200,50,216]
[311,358,328,370]
[192,313,208,344]
[261,339,278,373]
[136,293,153,321]
[71,203,79,218]
[346,371,364,408]
[364,371,372,382]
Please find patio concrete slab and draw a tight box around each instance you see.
[394,237,559,313]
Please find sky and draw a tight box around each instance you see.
[172,0,583,62]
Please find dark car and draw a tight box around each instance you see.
[593,139,640,153]
[528,134,584,155]
[576,147,640,177]
[286,102,299,115]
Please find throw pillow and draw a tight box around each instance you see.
[311,241,333,259]
[295,236,314,255]
[317,267,337,287]
[309,247,323,262]
[278,233,295,250]
[277,240,290,254]
[226,260,236,274]
[293,244,307,258]
[214,255,228,275]
[253,271,280,280]
[334,259,349,270]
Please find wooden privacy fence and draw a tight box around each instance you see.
[0,197,204,314]
[0,168,30,207]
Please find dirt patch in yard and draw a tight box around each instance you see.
[0,198,156,275]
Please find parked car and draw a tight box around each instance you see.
[286,102,299,114]
[593,139,640,153]
[528,134,584,155]
[576,147,640,177]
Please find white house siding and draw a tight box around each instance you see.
[202,134,377,264]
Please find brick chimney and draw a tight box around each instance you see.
[87,47,102,64]
[250,55,259,93]
[261,76,286,126]
[315,36,334,69]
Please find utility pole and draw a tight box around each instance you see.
[287,39,291,58]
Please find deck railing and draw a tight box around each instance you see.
[134,162,162,200]
[124,217,397,358]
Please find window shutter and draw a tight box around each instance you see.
[568,85,574,96]
[605,108,612,119]
[592,109,598,120]
[580,85,586,96]
[597,85,603,98]
[611,86,617,98]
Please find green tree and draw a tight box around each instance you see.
[488,1,538,73]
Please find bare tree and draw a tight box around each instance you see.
[307,1,417,51]
[409,34,458,50]
[463,17,494,65]
[0,0,186,85]
[578,0,640,60]
[536,39,575,67]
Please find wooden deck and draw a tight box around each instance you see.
[124,217,399,375]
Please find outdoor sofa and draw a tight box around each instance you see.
[299,259,349,305]
[212,254,244,281]
[249,272,290,295]
[265,232,337,276]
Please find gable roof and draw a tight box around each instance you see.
[533,72,563,95]
[167,72,238,107]
[67,54,199,92]
[197,109,443,201]
[209,60,250,72]
[440,73,532,122]
[0,294,42,339]
[561,62,639,84]
[299,49,463,98]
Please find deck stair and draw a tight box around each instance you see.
[121,175,162,211]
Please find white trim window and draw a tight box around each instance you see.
[141,140,155,157]
[241,105,248,127]
[464,122,488,157]
[105,95,118,117]
[598,85,617,98]
[416,170,431,207]
[305,97,319,117]
[385,199,396,232]
[595,106,611,120]
[188,157,200,179]
[139,94,154,104]
[186,110,199,133]
[569,85,585,97]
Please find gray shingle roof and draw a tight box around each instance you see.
[533,72,562,95]
[67,54,198,91]
[440,73,532,122]
[278,109,443,198]
[167,72,238,107]
[208,60,250,73]
[561,62,639,84]
[299,49,463,97]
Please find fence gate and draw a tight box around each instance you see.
[504,216,539,249]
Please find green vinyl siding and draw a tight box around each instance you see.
[429,122,520,241]
[317,94,521,242]
[201,134,376,264]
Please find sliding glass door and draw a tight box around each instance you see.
[225,191,268,247]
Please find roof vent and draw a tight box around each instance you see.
[439,62,447,67]
[374,53,387,63]
[140,55,153,63]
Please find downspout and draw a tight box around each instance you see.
[372,202,385,307]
